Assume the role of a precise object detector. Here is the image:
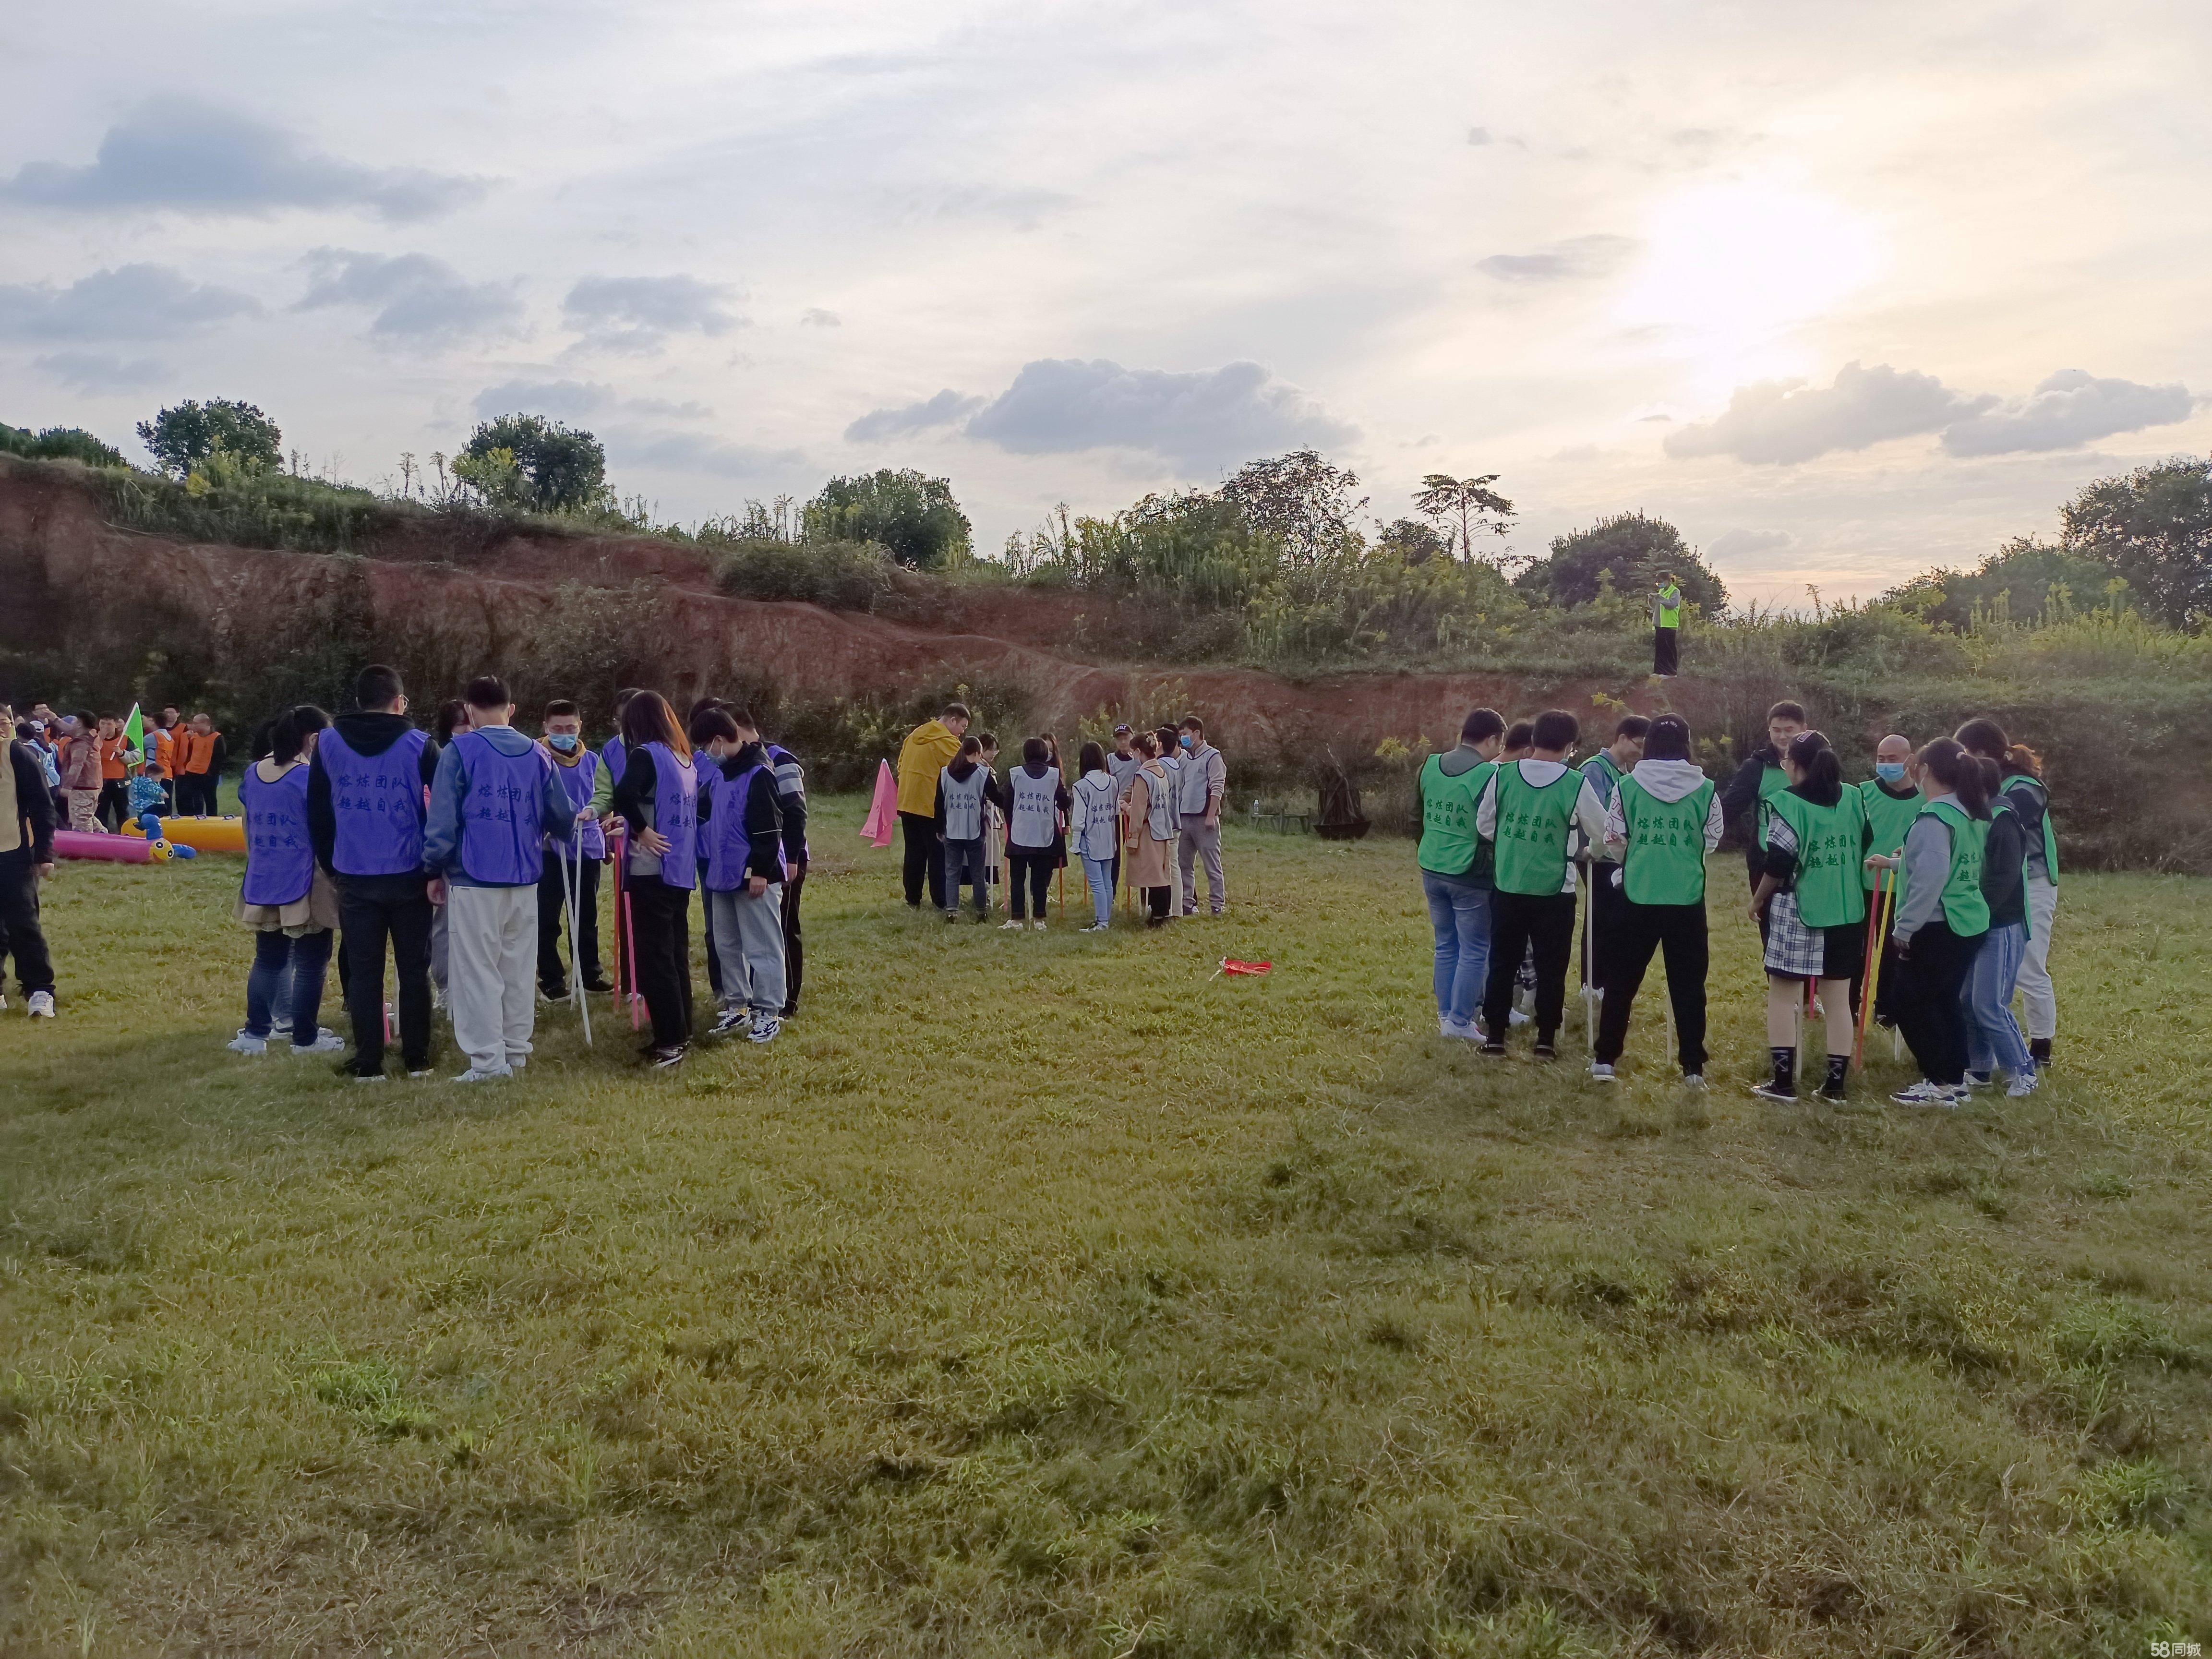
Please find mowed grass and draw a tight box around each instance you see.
[2,804,2209,1657]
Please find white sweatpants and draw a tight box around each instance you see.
[2017,872,2058,1040]
[446,884,539,1073]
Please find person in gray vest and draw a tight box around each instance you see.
[1152,724,1185,914]
[1001,737,1069,930]
[934,734,998,921]
[1104,724,1142,894]
[1174,716,1228,916]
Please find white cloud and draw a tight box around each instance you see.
[0,264,257,341]
[31,350,170,394]
[1705,527,1794,560]
[844,388,984,443]
[1477,234,1638,282]
[606,429,805,477]
[1940,369,2194,456]
[297,249,520,347]
[799,308,843,327]
[1665,362,1993,465]
[562,275,744,354]
[963,359,1357,471]
[472,379,712,424]
[0,98,485,222]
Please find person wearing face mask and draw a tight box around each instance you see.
[1857,733,1920,1030]
[692,706,788,1043]
[1174,716,1228,917]
[537,700,611,1003]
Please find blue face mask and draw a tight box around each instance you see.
[1874,761,1907,783]
[1179,734,1194,748]
[549,733,579,752]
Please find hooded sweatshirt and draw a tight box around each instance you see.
[933,757,1003,835]
[896,719,963,816]
[308,710,440,872]
[1602,758,1726,854]
[421,724,575,888]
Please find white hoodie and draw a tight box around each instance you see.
[1603,758,1726,860]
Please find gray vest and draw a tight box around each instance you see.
[1008,765,1060,849]
[939,766,989,841]
[1142,765,1178,840]
[1073,773,1119,859]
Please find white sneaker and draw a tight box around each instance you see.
[287,1028,344,1054]
[1439,1016,1479,1041]
[27,991,54,1019]
[712,1006,751,1035]
[1032,919,1047,932]
[1589,1062,1617,1083]
[1962,1071,1995,1092]
[1681,1073,1708,1091]
[270,1017,292,1038]
[228,1030,268,1055]
[999,919,1025,930]
[1891,1080,1959,1108]
[1080,921,1109,932]
[1507,1008,1530,1027]
[451,1065,513,1083]
[2006,1070,2039,1098]
[747,1016,781,1044]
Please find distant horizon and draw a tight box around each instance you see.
[6,2,2208,608]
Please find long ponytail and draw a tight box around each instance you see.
[1956,716,2043,780]
[1917,736,1992,819]
[1783,730,1842,805]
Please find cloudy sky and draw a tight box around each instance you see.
[5,0,2209,602]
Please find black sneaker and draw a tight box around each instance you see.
[1533,1043,1558,1061]
[649,1045,686,1069]
[1750,1081,1799,1104]
[1479,1041,1507,1058]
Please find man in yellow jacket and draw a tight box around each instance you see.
[896,701,969,908]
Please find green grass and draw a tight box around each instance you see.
[2,806,2209,1656]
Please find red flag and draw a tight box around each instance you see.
[1214,958,1272,978]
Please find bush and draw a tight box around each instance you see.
[711,537,897,612]
[0,421,126,468]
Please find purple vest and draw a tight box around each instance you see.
[601,735,627,786]
[547,749,604,859]
[320,727,428,876]
[644,742,697,889]
[704,761,781,890]
[240,762,314,905]
[454,729,554,886]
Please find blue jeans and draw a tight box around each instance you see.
[245,928,333,1046]
[1421,869,1491,1025]
[943,838,987,916]
[1961,920,2033,1077]
[1082,855,1115,926]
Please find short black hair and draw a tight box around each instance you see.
[543,699,579,720]
[464,674,510,711]
[1614,715,1652,741]
[1768,700,1807,725]
[1022,736,1048,766]
[613,687,644,716]
[725,706,759,733]
[1459,707,1505,746]
[1644,714,1692,761]
[355,664,405,710]
[957,734,983,758]
[1178,715,1205,736]
[943,702,971,722]
[1531,709,1579,752]
[976,730,998,750]
[688,707,739,746]
[1502,720,1534,752]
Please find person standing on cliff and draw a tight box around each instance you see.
[895,702,968,910]
[1652,572,1683,678]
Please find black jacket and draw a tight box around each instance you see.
[1983,805,2028,928]
[4,741,57,866]
[697,741,786,883]
[307,711,439,873]
[1720,746,1782,859]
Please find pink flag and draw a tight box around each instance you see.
[861,759,898,847]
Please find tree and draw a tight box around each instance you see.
[460,414,609,514]
[1515,511,1729,614]
[2059,457,2212,630]
[0,422,124,468]
[1413,471,1515,560]
[1375,517,1448,565]
[1217,448,1367,567]
[136,399,283,478]
[1882,535,2125,630]
[808,469,972,569]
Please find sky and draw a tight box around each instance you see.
[4,0,2209,604]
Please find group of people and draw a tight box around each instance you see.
[3,700,228,832]
[893,706,1228,928]
[1416,699,2059,1108]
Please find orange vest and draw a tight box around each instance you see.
[178,730,220,775]
[100,735,130,780]
[147,728,174,778]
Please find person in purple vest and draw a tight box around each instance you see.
[692,706,788,1043]
[609,690,700,1068]
[422,674,575,1082]
[761,723,810,1018]
[231,705,344,1057]
[309,664,442,1082]
[586,686,644,997]
[537,699,611,1000]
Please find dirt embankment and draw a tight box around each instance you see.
[0,457,1693,765]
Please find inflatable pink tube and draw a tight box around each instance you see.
[55,830,156,863]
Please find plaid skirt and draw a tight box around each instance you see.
[1764,890,1864,979]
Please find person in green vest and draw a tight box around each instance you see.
[1590,714,1724,1085]
[1867,738,1993,1108]
[1953,719,2039,1095]
[1474,709,1610,1059]
[1857,732,1920,1030]
[1651,572,1683,676]
[1415,707,1506,1041]
[1748,732,1871,1103]
[1577,714,1649,1000]
[1957,717,2060,1068]
[1720,699,1807,940]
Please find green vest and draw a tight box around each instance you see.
[1581,751,1625,811]
[2000,773,2059,885]
[1417,754,1492,876]
[1753,762,1789,848]
[1656,585,1682,627]
[1859,780,1920,895]
[1616,776,1712,905]
[1766,788,1868,928]
[1491,763,1580,896]
[1922,800,1991,936]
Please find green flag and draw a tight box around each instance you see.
[123,703,144,767]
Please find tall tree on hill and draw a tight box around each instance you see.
[137,399,283,478]
[459,414,609,513]
[808,469,973,568]
[2060,456,2212,630]
[1218,448,1367,567]
[1414,470,1515,561]
[1515,511,1729,614]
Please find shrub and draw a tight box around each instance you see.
[711,537,897,612]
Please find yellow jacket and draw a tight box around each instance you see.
[896,720,962,816]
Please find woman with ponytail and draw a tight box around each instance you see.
[1747,731,1869,1102]
[1958,717,2058,1068]
[1952,719,2038,1095]
[1870,737,1992,1106]
[230,705,341,1057]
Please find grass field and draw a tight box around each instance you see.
[2,805,2209,1657]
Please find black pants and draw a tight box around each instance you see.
[337,872,434,1076]
[1007,850,1054,919]
[1580,866,1627,990]
[1894,922,1981,1085]
[176,772,219,815]
[1595,901,1708,1072]
[0,856,55,996]
[626,875,693,1049]
[780,866,804,1014]
[1848,929,1904,1027]
[1483,890,1577,1043]
[1142,885,1171,925]
[901,812,944,908]
[536,852,602,995]
[1654,626,1679,675]
[96,779,131,831]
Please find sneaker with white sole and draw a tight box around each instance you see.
[1080,922,1109,932]
[1962,1070,1995,1092]
[270,1017,292,1038]
[27,991,55,1019]
[648,1046,686,1069]
[712,1006,751,1036]
[228,1030,269,1055]
[451,1065,514,1083]
[1890,1080,1958,1108]
[1681,1073,1708,1091]
[287,1028,344,1054]
[2006,1070,2039,1098]
[1032,919,1047,932]
[746,1016,781,1044]
[999,919,1025,930]
[1589,1062,1617,1083]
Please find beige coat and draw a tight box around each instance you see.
[1121,762,1176,890]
